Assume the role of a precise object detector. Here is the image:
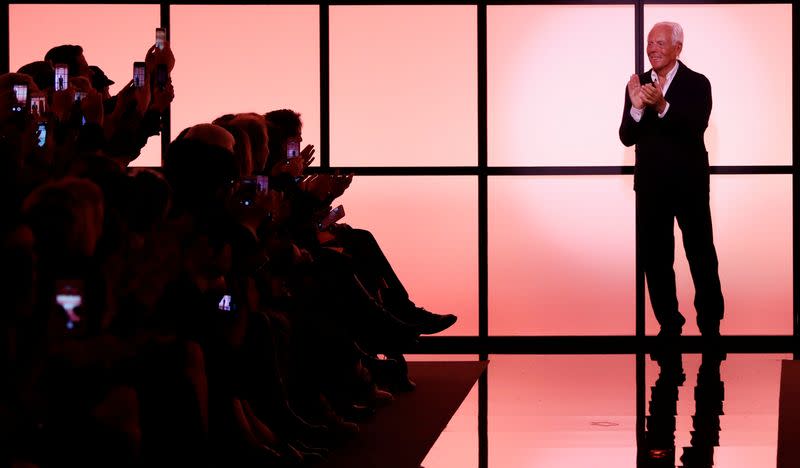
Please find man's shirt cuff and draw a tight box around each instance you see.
[657,101,670,118]
[629,106,644,122]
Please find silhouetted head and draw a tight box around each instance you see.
[22,177,105,261]
[264,108,302,174]
[127,168,173,233]
[213,115,254,177]
[44,44,91,78]
[0,73,41,168]
[164,124,239,218]
[231,113,269,175]
[88,65,114,99]
[17,61,54,92]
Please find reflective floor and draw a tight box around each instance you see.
[415,354,788,468]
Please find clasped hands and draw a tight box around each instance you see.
[627,74,667,114]
[301,171,353,202]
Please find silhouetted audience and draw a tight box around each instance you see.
[2,34,457,468]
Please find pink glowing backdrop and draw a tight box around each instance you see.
[8,4,793,336]
[9,4,161,166]
[489,176,636,335]
[329,5,477,166]
[407,355,481,468]
[484,354,786,468]
[170,5,320,162]
[644,354,788,466]
[488,5,636,167]
[489,355,637,467]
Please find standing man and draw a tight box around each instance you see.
[619,22,724,338]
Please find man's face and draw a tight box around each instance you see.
[647,25,682,75]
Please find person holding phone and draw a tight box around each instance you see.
[44,44,91,80]
[263,108,457,336]
[619,22,724,339]
[88,65,114,100]
[0,73,42,163]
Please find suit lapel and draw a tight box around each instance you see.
[663,61,687,101]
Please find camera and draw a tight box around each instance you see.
[55,280,84,331]
[133,62,146,88]
[218,294,237,312]
[286,139,300,159]
[156,27,166,50]
[235,175,269,207]
[30,94,46,115]
[36,122,47,148]
[318,205,345,230]
[54,64,68,91]
[12,84,27,112]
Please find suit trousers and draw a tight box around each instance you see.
[637,190,724,334]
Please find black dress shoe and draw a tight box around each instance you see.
[415,309,457,335]
[341,403,376,422]
[362,355,400,384]
[656,314,686,337]
[698,320,721,339]
[384,353,416,392]
[395,306,457,334]
[392,374,417,392]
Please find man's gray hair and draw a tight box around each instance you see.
[654,21,684,45]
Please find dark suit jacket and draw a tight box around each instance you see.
[619,61,712,194]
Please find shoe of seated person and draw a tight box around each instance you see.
[368,386,394,407]
[342,403,376,422]
[316,394,360,440]
[290,441,327,464]
[410,307,457,335]
[362,355,400,382]
[392,374,416,393]
[384,353,417,393]
[328,415,360,440]
[380,289,457,334]
[277,402,331,445]
[291,438,330,458]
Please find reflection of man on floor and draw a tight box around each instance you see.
[641,352,725,467]
[619,21,724,338]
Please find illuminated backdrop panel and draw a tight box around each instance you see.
[170,5,320,164]
[489,176,636,336]
[487,5,635,167]
[329,6,477,167]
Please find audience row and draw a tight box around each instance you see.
[1,37,457,467]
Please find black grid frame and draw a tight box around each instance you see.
[2,2,796,467]
[2,1,795,354]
